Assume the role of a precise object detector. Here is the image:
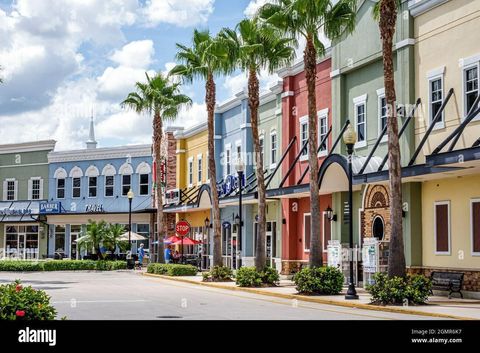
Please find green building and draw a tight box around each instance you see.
[0,140,56,260]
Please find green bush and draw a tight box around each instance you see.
[146,263,197,276]
[0,261,43,272]
[366,273,432,305]
[0,260,126,272]
[0,280,57,320]
[236,267,262,287]
[293,266,344,295]
[261,266,280,286]
[202,266,233,282]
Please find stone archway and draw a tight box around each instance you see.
[361,184,391,242]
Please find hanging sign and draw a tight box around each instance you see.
[362,237,378,273]
[327,240,342,269]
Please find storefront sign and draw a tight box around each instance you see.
[165,189,180,204]
[327,240,342,269]
[362,238,378,273]
[222,221,231,229]
[343,201,350,224]
[218,174,245,197]
[175,221,191,236]
[85,204,105,213]
[0,208,32,216]
[39,202,61,214]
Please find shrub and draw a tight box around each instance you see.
[0,261,43,272]
[293,266,344,295]
[366,273,432,305]
[236,267,262,287]
[0,280,57,320]
[202,266,233,282]
[261,266,280,286]
[146,263,197,276]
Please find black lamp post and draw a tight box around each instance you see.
[235,158,245,269]
[204,217,210,269]
[343,124,359,300]
[127,189,134,248]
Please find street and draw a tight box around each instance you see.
[0,271,443,320]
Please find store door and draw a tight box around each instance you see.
[5,226,39,260]
[254,221,278,269]
[70,225,82,260]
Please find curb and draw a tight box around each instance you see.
[142,273,476,320]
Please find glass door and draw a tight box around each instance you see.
[70,225,82,260]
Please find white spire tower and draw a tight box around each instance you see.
[86,111,98,149]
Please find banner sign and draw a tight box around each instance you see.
[39,202,61,214]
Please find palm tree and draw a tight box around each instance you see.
[170,30,233,268]
[103,224,128,254]
[259,0,356,268]
[122,73,192,263]
[219,19,296,271]
[77,220,107,260]
[374,0,405,278]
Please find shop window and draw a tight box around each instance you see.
[88,176,97,198]
[29,178,42,200]
[55,225,66,256]
[57,178,65,199]
[434,201,450,254]
[105,176,114,197]
[372,216,385,241]
[4,179,17,201]
[304,213,311,252]
[378,95,387,136]
[122,175,131,196]
[355,103,366,146]
[270,132,277,166]
[318,112,328,154]
[137,224,150,249]
[139,174,149,196]
[300,119,308,158]
[72,177,81,198]
[429,76,444,128]
[472,200,480,255]
[464,64,479,119]
[197,156,203,183]
[188,158,194,186]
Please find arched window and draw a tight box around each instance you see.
[119,163,133,196]
[136,162,152,196]
[69,167,83,199]
[102,164,117,197]
[54,168,67,199]
[85,166,99,198]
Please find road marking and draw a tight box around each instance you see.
[144,277,421,320]
[52,299,149,304]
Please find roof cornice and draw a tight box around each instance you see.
[408,0,449,17]
[215,89,247,114]
[174,121,208,139]
[48,144,152,163]
[0,140,56,155]
[277,47,332,78]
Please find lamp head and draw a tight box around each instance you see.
[343,123,357,147]
[127,189,134,199]
[235,158,245,173]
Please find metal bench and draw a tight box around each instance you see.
[430,271,464,299]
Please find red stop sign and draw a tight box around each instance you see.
[175,221,191,237]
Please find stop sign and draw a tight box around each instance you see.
[175,221,191,237]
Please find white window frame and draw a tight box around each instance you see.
[139,173,149,196]
[197,154,203,183]
[376,88,388,142]
[121,174,132,197]
[72,177,81,199]
[188,156,194,187]
[303,213,311,253]
[270,130,277,169]
[427,67,445,129]
[29,177,42,201]
[353,94,367,149]
[318,108,329,157]
[56,178,66,199]
[235,140,242,171]
[88,176,97,198]
[104,175,115,198]
[299,115,309,161]
[4,178,17,201]
[462,62,480,122]
[225,144,232,177]
[471,198,480,256]
[434,200,451,255]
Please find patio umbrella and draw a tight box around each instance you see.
[164,235,182,243]
[73,235,89,243]
[171,237,198,246]
[118,232,146,241]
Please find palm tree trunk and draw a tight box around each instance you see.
[154,112,165,263]
[248,67,266,272]
[305,35,323,268]
[206,72,222,268]
[380,0,406,278]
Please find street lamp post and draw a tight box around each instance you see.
[235,158,245,269]
[127,189,134,247]
[204,217,210,270]
[343,124,359,300]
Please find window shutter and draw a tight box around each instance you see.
[2,181,7,201]
[304,215,311,251]
[39,178,44,200]
[28,179,32,200]
[14,180,18,201]
[473,202,480,253]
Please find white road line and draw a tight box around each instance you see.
[53,300,149,304]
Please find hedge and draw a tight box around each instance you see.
[147,263,198,276]
[0,260,127,272]
[235,266,280,287]
[293,266,344,295]
[366,273,432,305]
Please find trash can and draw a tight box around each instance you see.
[126,251,134,269]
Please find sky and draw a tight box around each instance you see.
[0,0,282,150]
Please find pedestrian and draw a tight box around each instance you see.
[137,243,145,268]
[165,245,172,264]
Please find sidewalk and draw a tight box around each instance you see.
[142,273,480,320]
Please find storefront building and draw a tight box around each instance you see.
[321,0,422,282]
[0,140,56,259]
[45,119,154,258]
[409,0,480,292]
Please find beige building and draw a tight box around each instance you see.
[410,0,480,292]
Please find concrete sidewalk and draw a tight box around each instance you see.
[142,272,480,320]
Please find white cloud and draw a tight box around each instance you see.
[171,102,207,129]
[244,0,272,18]
[143,0,215,27]
[223,70,281,97]
[110,40,154,68]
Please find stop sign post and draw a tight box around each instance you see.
[175,221,191,263]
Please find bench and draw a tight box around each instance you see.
[430,271,464,299]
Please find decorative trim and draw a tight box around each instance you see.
[353,94,368,105]
[48,144,151,163]
[176,149,186,154]
[470,199,480,256]
[459,53,480,68]
[330,69,340,78]
[0,162,48,169]
[409,0,450,17]
[376,88,385,96]
[69,166,83,178]
[136,162,152,175]
[434,200,451,255]
[277,48,332,78]
[275,108,282,116]
[318,108,329,117]
[394,38,415,50]
[54,167,67,179]
[426,66,446,79]
[281,91,294,98]
[214,135,223,140]
[85,165,100,177]
[174,122,207,139]
[0,140,56,155]
[240,123,252,129]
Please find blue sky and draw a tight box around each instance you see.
[0,0,276,150]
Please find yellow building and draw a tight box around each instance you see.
[410,0,480,293]
[163,122,212,268]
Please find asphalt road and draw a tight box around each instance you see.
[0,271,440,320]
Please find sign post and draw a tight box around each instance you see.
[175,221,191,264]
